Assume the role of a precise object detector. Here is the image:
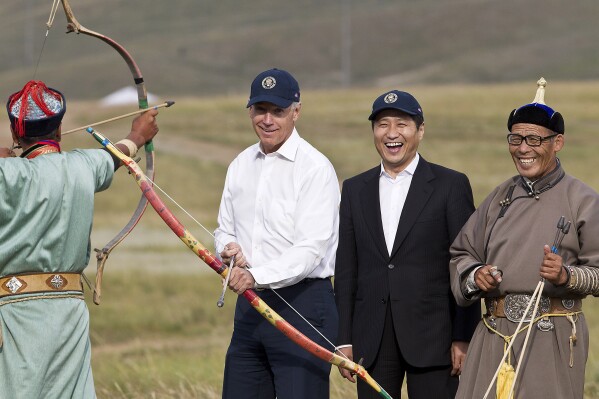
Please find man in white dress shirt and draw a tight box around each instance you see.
[215,68,340,399]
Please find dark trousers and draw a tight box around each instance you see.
[222,278,338,399]
[357,304,458,399]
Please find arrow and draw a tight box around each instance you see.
[63,101,175,136]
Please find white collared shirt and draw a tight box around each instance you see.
[379,153,419,255]
[215,128,340,289]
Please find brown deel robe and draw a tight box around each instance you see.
[450,163,599,398]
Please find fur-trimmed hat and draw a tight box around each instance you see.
[507,78,564,134]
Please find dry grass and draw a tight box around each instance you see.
[88,272,599,398]
[29,81,599,398]
[88,272,405,399]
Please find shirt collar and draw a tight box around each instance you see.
[519,157,565,193]
[379,153,420,179]
[254,128,300,161]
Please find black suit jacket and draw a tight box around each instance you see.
[334,157,480,368]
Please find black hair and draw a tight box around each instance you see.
[371,113,424,130]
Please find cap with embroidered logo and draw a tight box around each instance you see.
[368,90,423,121]
[247,68,300,108]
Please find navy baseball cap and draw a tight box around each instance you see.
[247,68,300,108]
[368,90,423,121]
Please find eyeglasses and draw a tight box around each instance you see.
[506,133,559,147]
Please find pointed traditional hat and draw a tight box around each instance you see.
[507,77,564,134]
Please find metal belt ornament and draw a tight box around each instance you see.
[504,294,553,332]
[503,294,550,322]
[86,126,393,399]
[58,0,155,304]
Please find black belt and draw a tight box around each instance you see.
[300,277,331,284]
[256,277,331,291]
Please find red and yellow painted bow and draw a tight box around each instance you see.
[86,126,393,399]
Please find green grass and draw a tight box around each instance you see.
[87,272,390,399]
[29,81,599,397]
[89,273,230,398]
[88,273,599,398]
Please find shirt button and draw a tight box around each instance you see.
[388,264,395,269]
[381,298,387,304]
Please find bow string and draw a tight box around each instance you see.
[40,3,392,396]
[86,126,393,399]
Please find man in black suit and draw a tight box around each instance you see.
[334,90,480,399]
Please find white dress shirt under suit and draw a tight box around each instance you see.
[379,153,419,255]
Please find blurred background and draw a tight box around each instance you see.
[2,1,599,398]
[1,0,599,99]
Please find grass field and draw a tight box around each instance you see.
[86,272,599,399]
[10,80,599,398]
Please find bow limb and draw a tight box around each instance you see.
[86,127,393,399]
[59,0,155,304]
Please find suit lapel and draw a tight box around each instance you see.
[389,158,434,258]
[359,167,389,260]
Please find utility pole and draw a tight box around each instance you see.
[341,0,351,88]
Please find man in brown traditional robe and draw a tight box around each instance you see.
[450,79,599,399]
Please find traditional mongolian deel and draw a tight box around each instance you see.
[0,150,114,399]
[450,161,599,398]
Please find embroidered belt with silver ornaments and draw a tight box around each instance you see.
[485,294,582,331]
[0,272,83,299]
[0,273,84,348]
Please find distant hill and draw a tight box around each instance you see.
[1,0,598,100]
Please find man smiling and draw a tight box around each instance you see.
[215,68,340,399]
[334,90,479,398]
[450,79,599,398]
[508,122,561,180]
